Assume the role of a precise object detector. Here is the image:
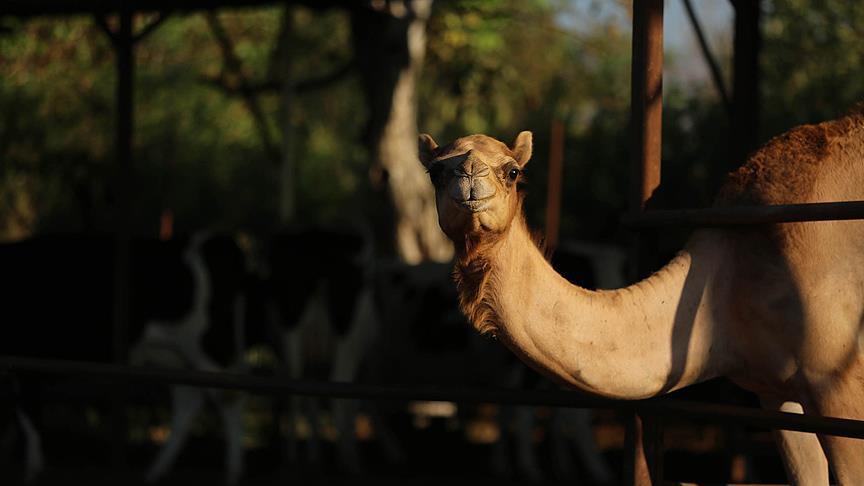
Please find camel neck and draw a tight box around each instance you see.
[455,218,732,399]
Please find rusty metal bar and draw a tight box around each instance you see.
[4,356,864,440]
[544,119,565,253]
[112,7,133,369]
[110,9,134,469]
[629,1,664,483]
[624,200,864,228]
[629,0,663,213]
[731,0,761,169]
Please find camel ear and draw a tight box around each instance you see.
[418,133,439,169]
[511,131,532,167]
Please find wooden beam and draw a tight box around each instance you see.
[1,0,277,17]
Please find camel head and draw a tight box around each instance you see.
[418,131,532,245]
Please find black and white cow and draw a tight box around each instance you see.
[0,232,251,483]
[260,224,386,473]
[230,226,622,482]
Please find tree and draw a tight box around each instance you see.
[352,0,453,263]
[760,0,864,137]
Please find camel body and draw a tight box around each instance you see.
[419,107,864,484]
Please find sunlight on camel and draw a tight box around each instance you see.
[419,106,864,485]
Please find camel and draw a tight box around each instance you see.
[418,106,864,485]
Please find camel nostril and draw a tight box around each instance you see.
[456,156,491,178]
[449,177,496,203]
[470,183,496,201]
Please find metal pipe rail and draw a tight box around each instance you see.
[4,355,864,441]
[625,200,864,228]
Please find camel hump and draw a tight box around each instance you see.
[716,104,864,207]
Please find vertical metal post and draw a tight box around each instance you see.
[627,0,664,485]
[629,0,663,214]
[111,8,134,470]
[114,8,133,366]
[731,0,761,169]
[544,119,565,255]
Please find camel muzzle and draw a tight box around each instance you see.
[447,155,497,212]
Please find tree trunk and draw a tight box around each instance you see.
[352,0,453,264]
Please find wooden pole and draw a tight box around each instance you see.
[110,8,135,470]
[731,0,761,169]
[544,119,565,254]
[629,0,663,214]
[628,0,664,484]
[113,8,133,369]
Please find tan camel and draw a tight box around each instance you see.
[418,107,864,485]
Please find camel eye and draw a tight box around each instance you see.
[507,167,520,181]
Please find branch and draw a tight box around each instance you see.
[204,12,280,165]
[681,0,732,118]
[133,12,170,43]
[293,61,354,92]
[93,14,118,44]
[199,61,354,95]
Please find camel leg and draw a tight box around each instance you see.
[759,394,828,485]
[146,386,205,482]
[805,366,864,485]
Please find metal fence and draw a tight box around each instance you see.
[624,1,864,484]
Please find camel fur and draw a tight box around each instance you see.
[418,107,864,485]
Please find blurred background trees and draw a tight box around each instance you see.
[1,0,863,261]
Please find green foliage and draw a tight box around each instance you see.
[761,0,864,138]
[420,0,633,241]
[0,7,365,238]
[1,0,862,245]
